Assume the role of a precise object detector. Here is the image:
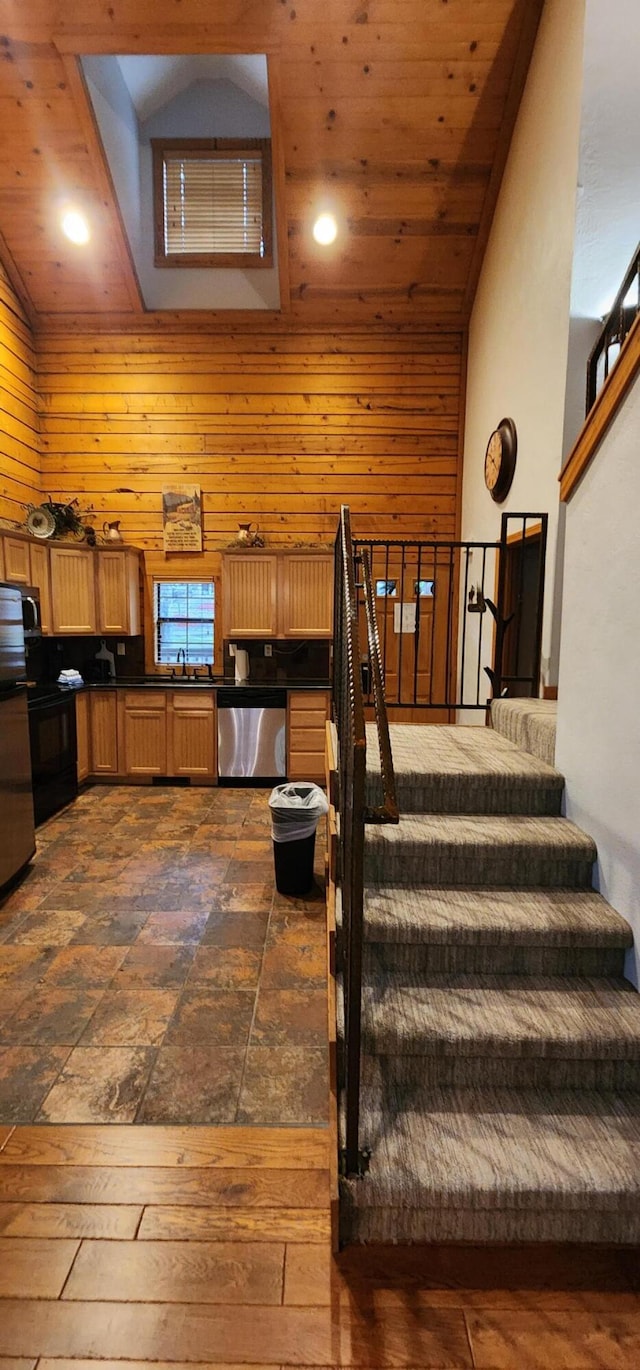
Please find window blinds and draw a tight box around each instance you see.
[162,152,265,257]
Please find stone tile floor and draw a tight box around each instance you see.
[0,785,328,1125]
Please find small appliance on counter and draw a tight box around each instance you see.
[0,582,36,890]
[229,644,250,685]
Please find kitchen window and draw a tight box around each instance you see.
[154,580,215,665]
[152,138,273,268]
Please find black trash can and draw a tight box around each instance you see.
[269,782,329,897]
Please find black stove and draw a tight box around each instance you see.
[27,685,78,823]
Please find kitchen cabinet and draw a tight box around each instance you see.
[3,536,31,585]
[96,548,141,635]
[120,691,167,776]
[50,546,97,634]
[221,551,333,640]
[167,691,216,778]
[76,691,90,783]
[2,535,53,634]
[287,690,331,784]
[281,555,333,637]
[223,554,279,637]
[88,691,118,774]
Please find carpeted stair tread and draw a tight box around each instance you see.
[359,974,640,1059]
[491,698,557,766]
[342,1087,640,1209]
[339,1088,640,1242]
[366,722,564,814]
[364,814,596,888]
[362,886,632,947]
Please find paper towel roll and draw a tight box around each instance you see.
[234,648,249,684]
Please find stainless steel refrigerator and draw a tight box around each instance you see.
[0,582,35,891]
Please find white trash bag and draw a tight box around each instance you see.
[269,782,329,844]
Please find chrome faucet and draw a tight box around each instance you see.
[176,648,188,677]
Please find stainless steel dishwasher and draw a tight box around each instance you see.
[217,688,287,784]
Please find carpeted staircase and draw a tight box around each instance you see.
[339,722,640,1245]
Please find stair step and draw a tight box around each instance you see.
[339,1087,640,1244]
[366,722,564,815]
[364,815,596,888]
[491,698,557,767]
[361,887,632,977]
[356,974,640,1091]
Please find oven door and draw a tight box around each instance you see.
[28,693,78,825]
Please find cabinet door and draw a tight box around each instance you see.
[88,691,118,774]
[3,536,31,585]
[29,542,52,635]
[281,556,333,637]
[287,690,331,783]
[97,550,140,635]
[50,547,97,634]
[223,555,278,636]
[123,695,167,775]
[0,539,4,580]
[76,692,90,783]
[168,692,215,778]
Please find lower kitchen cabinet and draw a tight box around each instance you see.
[75,691,90,783]
[120,692,167,777]
[287,690,331,784]
[168,691,216,778]
[88,691,118,774]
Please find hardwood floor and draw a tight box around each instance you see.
[0,1124,638,1368]
[1,790,639,1365]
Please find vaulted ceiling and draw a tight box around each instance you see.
[0,0,542,331]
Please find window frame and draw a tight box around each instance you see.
[152,137,273,269]
[151,576,216,673]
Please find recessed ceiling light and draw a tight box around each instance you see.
[313,212,338,246]
[61,209,90,245]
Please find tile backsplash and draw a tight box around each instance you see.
[223,639,331,682]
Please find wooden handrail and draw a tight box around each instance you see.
[561,311,640,502]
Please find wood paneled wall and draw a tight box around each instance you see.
[0,265,40,525]
[37,328,464,583]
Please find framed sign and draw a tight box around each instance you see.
[162,484,202,552]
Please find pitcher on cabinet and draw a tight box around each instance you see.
[103,520,122,542]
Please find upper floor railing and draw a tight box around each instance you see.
[586,240,640,415]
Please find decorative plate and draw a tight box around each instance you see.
[26,505,57,538]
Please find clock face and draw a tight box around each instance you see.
[484,418,517,502]
[484,432,503,492]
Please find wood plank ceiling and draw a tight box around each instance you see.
[0,0,542,331]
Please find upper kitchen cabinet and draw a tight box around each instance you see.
[96,548,141,636]
[280,555,333,638]
[49,546,97,635]
[223,554,279,638]
[2,534,53,634]
[221,551,333,639]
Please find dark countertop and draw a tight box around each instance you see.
[28,678,332,704]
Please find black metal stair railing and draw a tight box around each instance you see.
[332,506,399,1177]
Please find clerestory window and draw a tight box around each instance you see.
[152,138,273,268]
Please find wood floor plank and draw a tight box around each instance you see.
[0,1127,328,1169]
[139,1205,330,1242]
[285,1244,640,1312]
[466,1308,640,1368]
[0,1238,80,1299]
[63,1239,286,1306]
[0,1202,142,1239]
[0,1361,37,1370]
[0,1301,333,1365]
[38,1364,280,1370]
[0,1165,329,1208]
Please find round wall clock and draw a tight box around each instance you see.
[484,417,517,503]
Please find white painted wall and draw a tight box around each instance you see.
[459,0,585,709]
[555,371,640,985]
